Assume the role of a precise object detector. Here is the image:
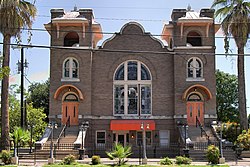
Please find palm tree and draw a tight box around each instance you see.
[0,0,36,150]
[10,127,29,157]
[212,0,250,130]
[106,143,132,166]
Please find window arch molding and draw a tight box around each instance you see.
[61,57,80,82]
[186,57,204,81]
[113,60,152,116]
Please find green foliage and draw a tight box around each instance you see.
[27,104,47,141]
[9,85,22,132]
[206,145,220,164]
[0,150,12,165]
[60,154,76,165]
[27,80,50,121]
[236,129,250,150]
[175,156,192,165]
[106,143,132,166]
[160,157,173,165]
[216,70,239,123]
[220,122,241,143]
[0,0,37,151]
[91,155,101,165]
[9,85,47,142]
[212,0,250,130]
[10,127,30,149]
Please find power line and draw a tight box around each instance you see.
[1,25,249,39]
[0,42,250,57]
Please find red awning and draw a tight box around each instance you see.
[110,120,155,130]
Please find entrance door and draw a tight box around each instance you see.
[187,102,204,126]
[113,132,129,146]
[62,102,79,125]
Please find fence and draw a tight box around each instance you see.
[12,141,235,160]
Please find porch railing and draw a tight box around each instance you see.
[196,116,210,142]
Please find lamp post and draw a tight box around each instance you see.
[218,122,225,164]
[48,122,57,164]
[141,122,149,164]
[79,121,89,160]
[183,123,189,157]
[28,124,34,153]
[218,122,223,158]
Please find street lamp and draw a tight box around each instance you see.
[141,122,149,164]
[183,124,188,149]
[79,121,89,160]
[48,122,57,164]
[28,124,34,153]
[218,122,226,164]
[183,123,189,157]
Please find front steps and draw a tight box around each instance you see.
[187,125,235,161]
[19,125,80,160]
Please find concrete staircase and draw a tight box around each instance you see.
[19,125,80,160]
[188,125,216,142]
[187,125,235,161]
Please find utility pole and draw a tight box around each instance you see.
[14,45,29,128]
[20,47,24,128]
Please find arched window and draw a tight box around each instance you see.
[187,57,203,79]
[63,58,79,80]
[186,31,202,46]
[64,93,79,101]
[114,60,152,115]
[187,93,202,101]
[64,32,79,47]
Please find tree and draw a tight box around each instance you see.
[0,0,37,150]
[9,127,29,156]
[9,84,47,142]
[212,0,250,130]
[27,80,49,121]
[26,104,47,141]
[106,143,132,166]
[216,70,239,122]
[9,85,21,132]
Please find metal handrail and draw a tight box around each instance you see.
[196,116,210,141]
[55,117,70,145]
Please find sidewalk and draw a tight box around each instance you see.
[18,158,250,167]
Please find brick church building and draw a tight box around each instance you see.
[43,7,219,157]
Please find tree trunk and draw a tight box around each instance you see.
[238,47,248,130]
[1,34,11,150]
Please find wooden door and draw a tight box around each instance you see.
[62,102,79,126]
[187,102,204,126]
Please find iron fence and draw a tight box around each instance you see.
[13,141,235,160]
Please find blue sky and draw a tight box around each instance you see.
[1,0,250,114]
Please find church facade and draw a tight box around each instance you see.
[45,7,219,157]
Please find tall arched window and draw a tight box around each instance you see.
[114,60,152,115]
[187,57,203,80]
[62,57,79,80]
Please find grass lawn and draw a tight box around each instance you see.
[43,164,230,167]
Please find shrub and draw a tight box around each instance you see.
[160,157,173,165]
[91,155,101,165]
[1,150,12,165]
[236,129,250,150]
[61,154,76,165]
[206,145,220,164]
[175,156,192,165]
[106,143,132,166]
